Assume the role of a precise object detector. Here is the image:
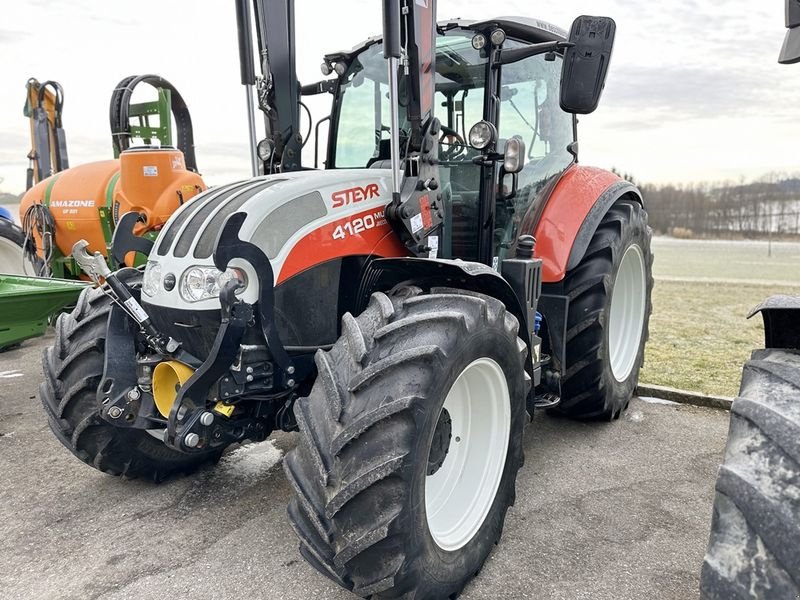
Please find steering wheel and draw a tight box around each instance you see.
[439,125,466,160]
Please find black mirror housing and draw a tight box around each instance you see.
[560,15,616,114]
[787,0,800,27]
[780,0,800,64]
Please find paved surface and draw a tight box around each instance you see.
[0,334,729,600]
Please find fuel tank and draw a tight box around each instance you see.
[19,147,205,264]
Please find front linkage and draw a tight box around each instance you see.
[73,211,299,454]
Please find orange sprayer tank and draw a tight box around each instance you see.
[19,147,205,265]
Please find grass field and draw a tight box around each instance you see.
[639,237,800,397]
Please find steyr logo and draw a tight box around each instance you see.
[331,183,379,208]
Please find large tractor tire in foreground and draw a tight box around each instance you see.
[700,348,800,599]
[0,216,38,275]
[284,287,529,598]
[40,271,222,481]
[556,198,653,420]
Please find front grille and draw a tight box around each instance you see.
[193,179,284,259]
[173,181,254,258]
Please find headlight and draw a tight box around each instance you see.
[490,28,506,46]
[257,138,274,162]
[468,120,497,150]
[471,33,487,50]
[179,266,247,303]
[142,261,162,297]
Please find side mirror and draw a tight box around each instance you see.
[779,0,800,64]
[503,136,526,174]
[560,15,616,114]
[499,137,526,201]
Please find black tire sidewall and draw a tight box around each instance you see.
[403,326,526,594]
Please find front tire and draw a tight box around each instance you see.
[556,198,653,420]
[40,272,222,481]
[700,348,800,599]
[284,287,529,598]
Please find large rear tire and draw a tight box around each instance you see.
[700,348,800,599]
[0,216,38,275]
[555,198,653,420]
[284,287,529,598]
[40,271,221,481]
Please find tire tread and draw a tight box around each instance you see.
[700,348,800,598]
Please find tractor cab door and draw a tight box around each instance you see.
[436,37,576,262]
[494,49,575,262]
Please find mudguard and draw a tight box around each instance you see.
[748,295,800,350]
[528,164,643,380]
[531,165,643,283]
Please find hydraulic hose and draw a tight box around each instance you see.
[109,74,199,172]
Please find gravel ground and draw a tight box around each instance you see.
[0,333,729,600]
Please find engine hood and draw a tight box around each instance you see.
[142,169,398,311]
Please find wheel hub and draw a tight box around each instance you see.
[427,408,452,476]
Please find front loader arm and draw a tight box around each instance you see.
[381,0,444,257]
[240,0,303,174]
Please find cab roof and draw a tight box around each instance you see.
[325,15,567,63]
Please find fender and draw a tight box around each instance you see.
[531,165,643,283]
[357,257,533,352]
[748,295,800,350]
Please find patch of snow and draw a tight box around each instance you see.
[219,439,283,480]
[639,396,678,406]
[624,409,645,422]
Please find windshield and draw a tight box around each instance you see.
[333,32,484,168]
[332,30,574,262]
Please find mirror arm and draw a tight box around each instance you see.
[497,41,574,66]
[300,79,337,96]
[498,168,518,201]
[471,151,503,167]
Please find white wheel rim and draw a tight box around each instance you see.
[0,236,35,275]
[425,357,511,551]
[608,244,647,382]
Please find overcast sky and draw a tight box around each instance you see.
[0,0,797,195]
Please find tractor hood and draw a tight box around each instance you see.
[141,169,396,312]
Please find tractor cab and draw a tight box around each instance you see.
[326,21,576,262]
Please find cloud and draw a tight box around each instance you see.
[0,0,798,191]
[603,64,777,120]
[0,29,24,46]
